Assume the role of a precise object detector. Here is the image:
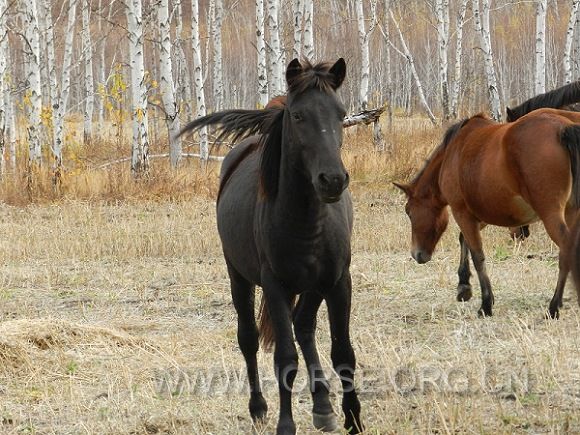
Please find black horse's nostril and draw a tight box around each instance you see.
[318,173,331,187]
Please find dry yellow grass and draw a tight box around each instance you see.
[1,121,580,434]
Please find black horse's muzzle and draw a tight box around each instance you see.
[317,171,350,203]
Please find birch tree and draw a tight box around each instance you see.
[256,0,268,107]
[23,0,43,166]
[126,0,149,174]
[355,0,370,109]
[450,0,468,118]
[211,0,224,110]
[174,0,193,119]
[435,0,450,119]
[535,0,547,94]
[82,0,94,143]
[266,0,283,96]
[564,0,580,84]
[473,0,501,121]
[303,0,314,60]
[191,0,208,162]
[292,0,303,60]
[0,0,7,173]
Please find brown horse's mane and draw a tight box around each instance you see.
[412,118,469,184]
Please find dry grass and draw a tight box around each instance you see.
[2,121,580,434]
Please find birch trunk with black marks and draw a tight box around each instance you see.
[435,0,450,119]
[450,0,468,119]
[256,0,268,107]
[0,0,7,174]
[210,0,224,110]
[126,0,149,174]
[191,0,208,162]
[266,0,283,96]
[157,0,181,167]
[23,0,43,166]
[535,0,547,94]
[389,9,437,125]
[564,0,580,84]
[82,0,94,143]
[174,0,193,119]
[292,0,303,60]
[355,0,370,110]
[303,0,314,60]
[473,0,501,121]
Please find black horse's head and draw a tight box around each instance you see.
[282,58,349,203]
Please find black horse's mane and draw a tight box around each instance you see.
[507,81,580,121]
[178,61,340,199]
[412,118,469,183]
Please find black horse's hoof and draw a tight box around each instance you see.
[457,284,473,302]
[344,419,364,434]
[276,422,296,435]
[477,306,493,317]
[249,395,268,422]
[313,412,338,432]
[546,307,560,320]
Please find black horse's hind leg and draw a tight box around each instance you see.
[262,268,299,435]
[293,291,337,432]
[227,261,268,422]
[325,271,363,434]
[457,232,473,302]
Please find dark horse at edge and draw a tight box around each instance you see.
[178,59,363,435]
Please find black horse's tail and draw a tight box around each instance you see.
[561,125,580,209]
[507,81,580,122]
[258,295,297,352]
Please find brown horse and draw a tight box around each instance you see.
[572,216,580,299]
[395,108,580,318]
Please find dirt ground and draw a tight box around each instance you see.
[1,190,580,434]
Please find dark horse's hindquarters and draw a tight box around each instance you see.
[179,59,363,435]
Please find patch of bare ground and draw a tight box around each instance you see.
[1,191,579,434]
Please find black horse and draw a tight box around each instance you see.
[179,59,363,435]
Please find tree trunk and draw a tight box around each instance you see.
[0,0,7,174]
[210,0,224,110]
[303,0,314,60]
[292,0,303,60]
[174,0,193,120]
[126,0,149,174]
[355,0,370,110]
[473,0,502,121]
[564,0,580,84]
[266,0,283,96]
[450,0,468,118]
[82,0,94,144]
[435,0,450,119]
[535,0,547,94]
[191,0,208,163]
[256,0,268,107]
[23,0,43,166]
[157,0,181,167]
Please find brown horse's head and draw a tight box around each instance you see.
[394,182,449,264]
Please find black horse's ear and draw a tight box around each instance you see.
[329,58,346,89]
[286,58,302,87]
[393,181,411,196]
[506,107,515,122]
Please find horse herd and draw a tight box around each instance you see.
[179,59,580,435]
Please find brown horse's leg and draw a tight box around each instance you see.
[457,232,473,302]
[325,271,364,434]
[453,213,494,316]
[293,292,337,432]
[262,268,299,435]
[227,261,268,423]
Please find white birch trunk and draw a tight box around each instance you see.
[82,0,94,143]
[210,0,224,110]
[473,0,501,121]
[450,0,468,118]
[126,0,149,174]
[0,0,7,174]
[383,0,393,132]
[564,0,580,84]
[157,0,181,167]
[191,0,208,162]
[535,0,547,94]
[256,0,268,107]
[303,0,314,61]
[41,0,59,166]
[435,0,450,119]
[390,9,437,125]
[174,0,193,120]
[97,0,106,126]
[3,41,15,169]
[266,0,283,96]
[23,0,42,166]
[292,0,303,60]
[355,0,369,109]
[53,0,76,169]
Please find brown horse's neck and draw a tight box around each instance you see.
[412,148,447,206]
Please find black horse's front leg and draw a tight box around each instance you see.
[262,268,299,435]
[457,232,473,302]
[325,271,364,434]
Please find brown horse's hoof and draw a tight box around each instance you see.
[457,284,472,302]
[313,412,338,432]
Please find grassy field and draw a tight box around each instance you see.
[1,123,580,434]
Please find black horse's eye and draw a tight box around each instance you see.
[292,111,303,121]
